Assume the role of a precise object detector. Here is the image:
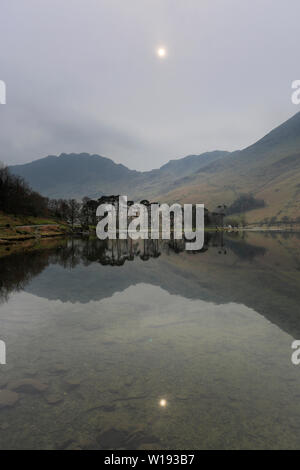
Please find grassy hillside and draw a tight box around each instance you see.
[0,211,60,227]
[156,112,300,224]
[0,211,69,245]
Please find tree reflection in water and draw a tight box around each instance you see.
[0,230,267,304]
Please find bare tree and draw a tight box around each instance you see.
[67,199,81,229]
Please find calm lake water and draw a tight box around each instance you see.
[0,232,300,450]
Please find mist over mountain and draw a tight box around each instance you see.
[9,112,300,223]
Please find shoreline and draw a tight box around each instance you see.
[0,226,299,245]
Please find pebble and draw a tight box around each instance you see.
[0,389,19,408]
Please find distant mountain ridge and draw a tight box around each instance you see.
[8,111,300,223]
[9,150,229,201]
[9,152,140,199]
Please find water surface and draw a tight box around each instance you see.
[0,232,300,449]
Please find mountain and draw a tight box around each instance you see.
[8,112,300,223]
[156,112,300,223]
[9,150,229,201]
[9,152,140,199]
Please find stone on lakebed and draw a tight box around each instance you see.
[7,379,48,394]
[45,393,63,405]
[63,377,81,391]
[0,390,20,408]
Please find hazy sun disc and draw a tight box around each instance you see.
[159,398,167,407]
[157,47,166,58]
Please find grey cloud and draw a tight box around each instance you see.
[0,0,299,170]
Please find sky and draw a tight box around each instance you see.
[0,0,300,170]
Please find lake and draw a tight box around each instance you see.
[0,231,300,449]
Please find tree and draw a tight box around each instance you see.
[227,193,265,215]
[0,166,49,217]
[79,197,91,229]
[66,199,81,229]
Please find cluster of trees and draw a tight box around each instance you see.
[48,198,81,228]
[0,165,49,217]
[0,165,90,228]
[226,193,265,215]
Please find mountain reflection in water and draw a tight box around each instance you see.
[0,232,300,449]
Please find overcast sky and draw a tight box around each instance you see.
[0,0,299,170]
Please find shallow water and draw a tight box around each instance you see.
[0,232,300,449]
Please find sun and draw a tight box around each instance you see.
[157,47,167,58]
[159,398,167,407]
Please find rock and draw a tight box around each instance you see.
[0,423,9,430]
[25,370,38,378]
[97,429,128,449]
[8,379,48,394]
[45,394,63,405]
[78,436,97,450]
[0,379,8,389]
[0,390,19,408]
[64,442,82,450]
[64,377,81,391]
[55,439,76,450]
[97,428,159,450]
[55,439,82,450]
[49,364,68,375]
[101,404,116,412]
[138,443,163,450]
[175,394,190,401]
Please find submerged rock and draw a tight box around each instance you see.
[64,442,82,450]
[138,443,163,450]
[55,439,77,450]
[77,436,98,450]
[97,429,128,449]
[64,377,81,391]
[0,423,9,430]
[97,428,161,450]
[25,370,38,378]
[0,379,8,389]
[45,393,63,405]
[0,390,19,408]
[102,405,116,412]
[8,379,48,394]
[49,364,69,375]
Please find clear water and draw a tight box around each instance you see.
[0,232,300,449]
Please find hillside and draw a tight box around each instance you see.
[0,211,69,253]
[156,112,300,224]
[8,112,300,223]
